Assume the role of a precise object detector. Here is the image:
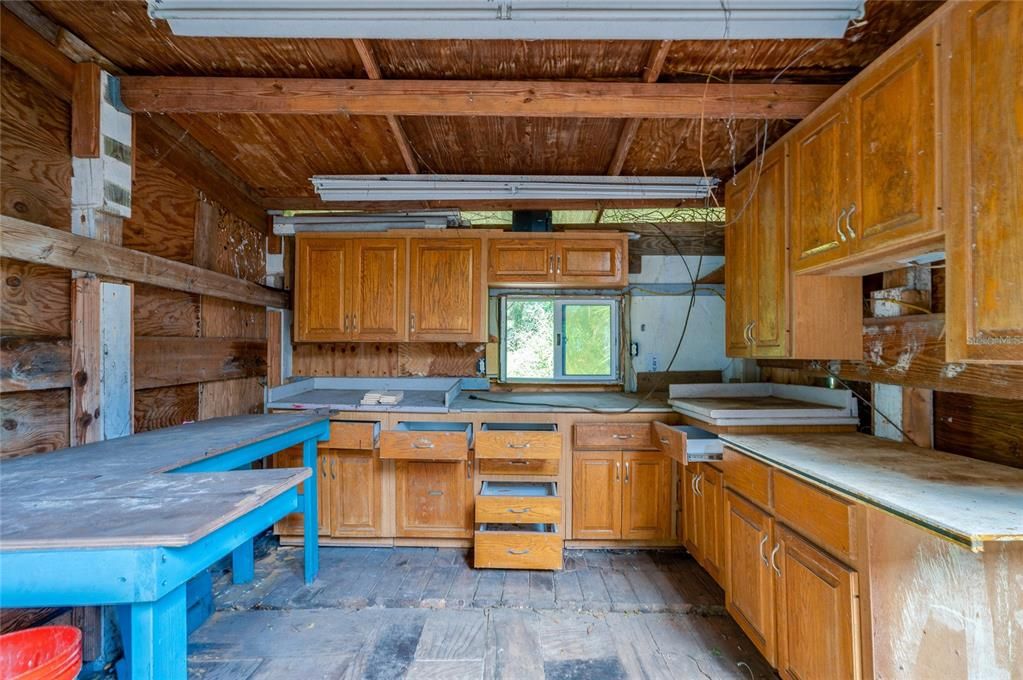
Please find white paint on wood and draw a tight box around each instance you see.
[872,383,904,442]
[71,70,132,224]
[100,282,133,439]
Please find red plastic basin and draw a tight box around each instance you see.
[0,626,82,680]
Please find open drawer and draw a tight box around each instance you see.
[476,481,560,524]
[474,523,563,570]
[475,423,561,460]
[319,420,381,450]
[654,421,722,464]
[380,422,472,460]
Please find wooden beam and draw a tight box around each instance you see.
[0,337,71,392]
[608,40,673,176]
[0,216,289,309]
[556,222,725,255]
[71,62,102,158]
[0,5,75,99]
[758,314,1023,400]
[119,77,838,119]
[134,337,266,389]
[70,278,102,445]
[352,39,419,175]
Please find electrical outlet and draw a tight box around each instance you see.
[630,342,639,357]
[651,356,658,371]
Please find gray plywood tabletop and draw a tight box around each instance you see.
[719,432,1023,550]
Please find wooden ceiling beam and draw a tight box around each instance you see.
[352,39,419,175]
[119,77,838,119]
[608,40,672,176]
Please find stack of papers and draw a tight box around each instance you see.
[360,390,404,406]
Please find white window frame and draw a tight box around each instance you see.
[499,295,621,384]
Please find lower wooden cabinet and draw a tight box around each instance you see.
[395,459,474,538]
[774,526,861,680]
[572,450,670,541]
[273,445,331,537]
[329,451,383,538]
[683,463,723,581]
[724,490,777,665]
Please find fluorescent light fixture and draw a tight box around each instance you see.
[148,1,865,40]
[272,210,463,235]
[311,175,718,202]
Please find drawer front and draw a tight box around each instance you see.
[474,530,563,570]
[653,421,684,463]
[479,459,560,476]
[476,495,561,524]
[574,423,655,450]
[475,430,561,460]
[774,472,859,562]
[319,421,379,450]
[721,447,772,508]
[379,431,469,460]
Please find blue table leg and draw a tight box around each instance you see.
[302,437,319,584]
[116,584,187,679]
[230,462,256,584]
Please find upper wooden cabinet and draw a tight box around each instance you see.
[295,236,349,342]
[789,19,943,276]
[945,0,1023,364]
[409,237,485,342]
[487,233,627,288]
[350,238,407,342]
[725,144,861,360]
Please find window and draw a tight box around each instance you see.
[500,296,620,383]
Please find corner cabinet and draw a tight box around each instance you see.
[409,237,486,342]
[487,232,628,288]
[945,0,1023,364]
[572,449,670,541]
[725,143,861,360]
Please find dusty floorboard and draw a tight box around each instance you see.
[189,546,774,679]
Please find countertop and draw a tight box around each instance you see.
[719,432,1023,551]
[268,390,673,414]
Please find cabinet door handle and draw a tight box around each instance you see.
[556,255,562,274]
[507,549,530,555]
[344,313,350,332]
[691,474,698,495]
[411,438,435,449]
[624,462,630,483]
[770,543,782,577]
[351,313,357,332]
[549,254,555,274]
[615,461,621,481]
[467,460,472,479]
[748,320,756,345]
[845,202,857,239]
[507,507,531,514]
[694,473,703,496]
[743,321,754,345]
[660,437,670,444]
[410,313,416,333]
[759,534,769,566]
[836,207,848,242]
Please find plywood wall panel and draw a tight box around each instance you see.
[0,389,70,458]
[291,342,481,378]
[133,283,200,337]
[0,259,71,338]
[934,393,1023,470]
[134,384,199,433]
[135,337,266,389]
[201,298,266,339]
[122,145,197,263]
[0,60,71,231]
[199,377,264,420]
[211,206,265,283]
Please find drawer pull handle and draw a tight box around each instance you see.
[506,443,531,449]
[428,490,444,496]
[508,549,530,555]
[612,434,635,440]
[508,460,531,465]
[412,439,435,449]
[508,508,532,514]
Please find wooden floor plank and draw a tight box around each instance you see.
[415,609,487,661]
[483,609,544,680]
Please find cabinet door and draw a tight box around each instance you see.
[847,25,939,255]
[395,459,474,538]
[409,238,484,342]
[775,526,860,680]
[571,452,622,539]
[791,106,850,272]
[698,465,724,582]
[555,238,626,287]
[621,451,670,540]
[350,238,407,342]
[724,490,776,665]
[725,173,754,357]
[274,446,332,537]
[329,451,383,538]
[683,465,701,557]
[946,1,1023,364]
[750,147,789,358]
[295,236,349,342]
[488,238,554,285]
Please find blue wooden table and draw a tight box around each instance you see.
[0,413,330,679]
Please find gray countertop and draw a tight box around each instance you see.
[719,432,1023,551]
[267,389,672,414]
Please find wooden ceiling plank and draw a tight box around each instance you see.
[608,40,673,176]
[353,38,419,175]
[119,77,837,119]
[0,5,75,99]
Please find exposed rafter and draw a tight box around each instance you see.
[352,38,419,175]
[118,77,838,119]
[608,39,672,176]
